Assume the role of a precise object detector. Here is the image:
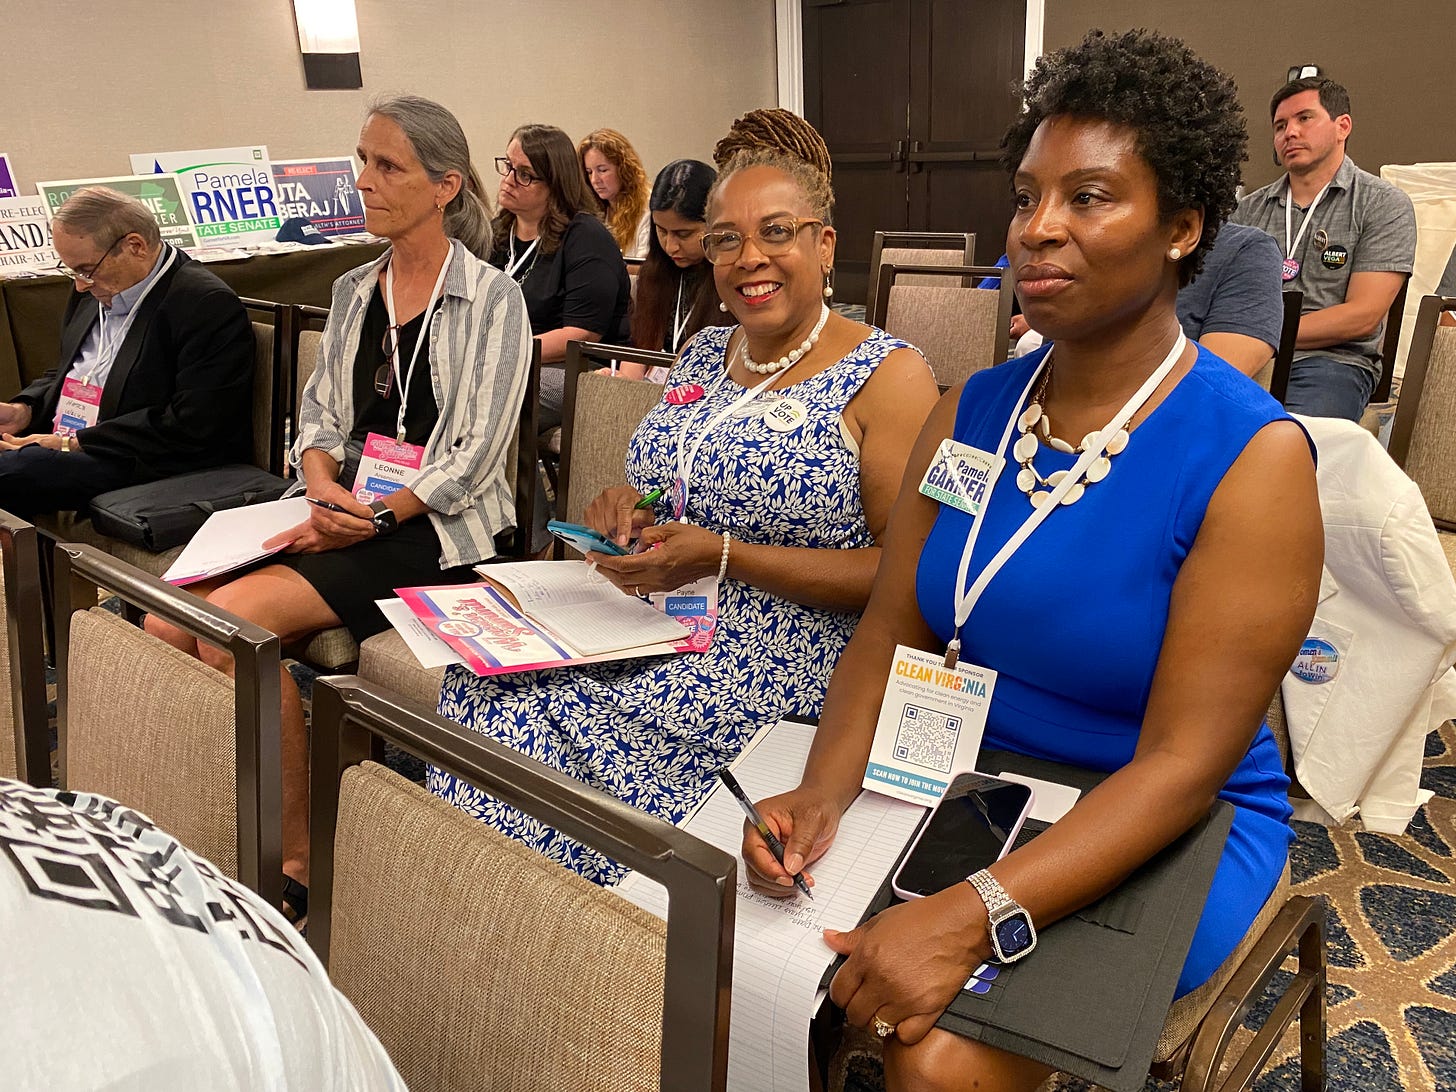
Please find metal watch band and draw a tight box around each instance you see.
[968,869,1014,915]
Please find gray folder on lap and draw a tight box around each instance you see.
[824,748,1235,1092]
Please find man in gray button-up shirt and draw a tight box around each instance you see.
[1231,77,1415,420]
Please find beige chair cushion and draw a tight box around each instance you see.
[0,574,15,781]
[562,370,663,525]
[1405,325,1456,524]
[300,625,359,671]
[295,328,324,417]
[65,608,238,877]
[357,630,446,708]
[885,284,1001,388]
[1439,529,1456,577]
[34,512,184,577]
[1152,864,1292,1061]
[330,761,666,1092]
[880,245,974,288]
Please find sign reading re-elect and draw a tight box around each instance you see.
[0,196,58,273]
[272,157,365,237]
[131,145,281,246]
[37,174,201,250]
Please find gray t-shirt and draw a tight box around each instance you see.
[1437,244,1456,298]
[1231,155,1416,377]
[1177,223,1285,352]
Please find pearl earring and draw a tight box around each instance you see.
[1168,247,1182,261]
[719,301,729,312]
[822,270,834,300]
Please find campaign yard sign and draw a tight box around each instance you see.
[0,154,17,198]
[131,146,281,246]
[272,157,365,236]
[37,174,200,250]
[0,196,58,273]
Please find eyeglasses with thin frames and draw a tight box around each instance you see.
[495,157,541,187]
[56,234,126,284]
[700,218,824,266]
[375,325,402,398]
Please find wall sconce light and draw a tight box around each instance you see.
[1286,63,1322,83]
[293,0,363,90]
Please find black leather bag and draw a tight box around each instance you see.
[88,465,290,551]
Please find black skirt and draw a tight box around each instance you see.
[272,517,479,641]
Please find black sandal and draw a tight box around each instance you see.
[282,876,309,931]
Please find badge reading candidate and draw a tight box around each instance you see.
[919,439,1000,516]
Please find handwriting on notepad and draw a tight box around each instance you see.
[739,881,824,931]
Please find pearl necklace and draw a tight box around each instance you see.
[742,304,831,375]
[1011,364,1129,508]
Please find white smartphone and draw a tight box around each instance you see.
[891,772,1035,900]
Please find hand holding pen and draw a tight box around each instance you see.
[718,768,814,900]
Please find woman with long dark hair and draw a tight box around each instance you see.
[630,159,727,357]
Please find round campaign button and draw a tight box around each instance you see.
[664,383,705,406]
[671,477,687,519]
[1291,637,1340,684]
[1313,228,1330,251]
[763,397,809,433]
[1281,257,1301,283]
[1321,245,1349,269]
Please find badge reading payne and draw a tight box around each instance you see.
[1321,245,1349,269]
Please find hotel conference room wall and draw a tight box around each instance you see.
[1045,0,1456,190]
[5,0,778,196]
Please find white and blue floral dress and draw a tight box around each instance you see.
[428,325,909,883]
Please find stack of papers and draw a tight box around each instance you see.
[163,497,309,585]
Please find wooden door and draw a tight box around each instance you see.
[803,0,1025,304]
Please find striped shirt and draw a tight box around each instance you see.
[292,240,531,568]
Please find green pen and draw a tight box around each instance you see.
[634,486,666,510]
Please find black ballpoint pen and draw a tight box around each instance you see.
[717,768,814,900]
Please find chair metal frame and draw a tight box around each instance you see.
[237,296,291,477]
[287,303,332,476]
[1269,291,1303,405]
[554,339,675,558]
[1370,279,1410,406]
[52,543,283,906]
[308,675,735,1092]
[869,263,1015,386]
[0,511,50,786]
[1387,294,1456,525]
[866,231,977,312]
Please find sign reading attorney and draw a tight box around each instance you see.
[0,154,17,199]
[0,196,58,273]
[272,157,365,236]
[37,174,200,250]
[131,146,281,246]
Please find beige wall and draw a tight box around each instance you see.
[5,0,778,196]
[1044,1,1456,191]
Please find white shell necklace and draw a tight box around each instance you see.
[1012,361,1130,508]
[742,303,831,375]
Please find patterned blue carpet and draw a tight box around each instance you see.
[844,721,1456,1091]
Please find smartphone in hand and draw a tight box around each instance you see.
[546,519,630,557]
[891,772,1035,900]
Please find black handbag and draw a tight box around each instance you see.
[88,465,290,551]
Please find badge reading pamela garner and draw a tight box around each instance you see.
[919,439,1000,516]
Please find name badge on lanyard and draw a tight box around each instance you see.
[352,433,425,504]
[54,377,103,436]
[647,574,720,652]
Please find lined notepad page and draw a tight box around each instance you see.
[615,719,926,1092]
[480,561,687,655]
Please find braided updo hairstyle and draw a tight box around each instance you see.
[709,108,835,225]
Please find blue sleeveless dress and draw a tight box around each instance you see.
[915,345,1297,995]
[430,325,909,883]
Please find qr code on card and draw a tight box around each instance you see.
[892,704,961,773]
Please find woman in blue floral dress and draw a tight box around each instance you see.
[430,133,940,882]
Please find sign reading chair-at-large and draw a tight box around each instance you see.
[130,146,281,247]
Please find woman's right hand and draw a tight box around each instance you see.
[742,787,844,897]
[584,485,657,547]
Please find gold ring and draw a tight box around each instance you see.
[872,1015,896,1039]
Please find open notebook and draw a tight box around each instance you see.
[614,719,927,1092]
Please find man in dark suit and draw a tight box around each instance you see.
[0,186,254,517]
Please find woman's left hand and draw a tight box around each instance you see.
[587,522,724,595]
[825,883,991,1045]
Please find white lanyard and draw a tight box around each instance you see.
[84,246,177,385]
[383,249,451,443]
[674,334,800,517]
[944,332,1187,666]
[1283,177,1332,259]
[504,233,539,279]
[670,275,689,353]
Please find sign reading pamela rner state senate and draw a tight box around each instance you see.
[131,146,281,246]
[0,196,58,274]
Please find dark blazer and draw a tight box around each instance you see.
[13,247,255,481]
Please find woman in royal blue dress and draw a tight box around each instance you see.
[431,112,939,882]
[743,31,1323,1091]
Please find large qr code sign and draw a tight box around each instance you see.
[892,704,961,773]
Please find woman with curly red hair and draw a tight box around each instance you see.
[579,127,652,258]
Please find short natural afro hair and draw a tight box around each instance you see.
[1001,29,1247,285]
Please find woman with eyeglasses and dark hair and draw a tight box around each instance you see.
[430,111,939,885]
[742,33,1321,1089]
[491,123,631,429]
[144,96,531,924]
[627,158,729,359]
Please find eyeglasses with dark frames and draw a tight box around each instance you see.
[495,157,541,187]
[56,233,127,283]
[375,325,402,398]
[700,218,824,266]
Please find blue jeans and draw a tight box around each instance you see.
[1283,356,1376,421]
